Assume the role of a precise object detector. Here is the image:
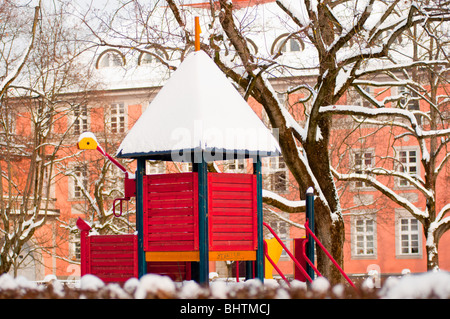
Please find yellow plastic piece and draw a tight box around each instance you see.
[77,132,98,150]
[145,250,257,262]
[264,238,283,279]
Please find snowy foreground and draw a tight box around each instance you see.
[0,271,449,299]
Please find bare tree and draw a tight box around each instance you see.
[0,1,97,275]
[330,8,450,270]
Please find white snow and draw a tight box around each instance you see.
[1,271,450,298]
[134,273,176,299]
[311,276,330,294]
[80,274,105,291]
[117,50,280,160]
[380,271,450,299]
[263,189,306,208]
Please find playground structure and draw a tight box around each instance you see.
[75,18,355,288]
[75,137,355,288]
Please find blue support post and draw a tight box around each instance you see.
[195,157,209,286]
[253,157,264,282]
[136,158,147,278]
[305,187,315,281]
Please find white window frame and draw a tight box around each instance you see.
[0,106,16,134]
[399,86,420,110]
[73,105,88,135]
[97,50,124,68]
[109,102,126,134]
[267,156,289,193]
[395,210,422,258]
[348,86,372,108]
[351,214,377,259]
[138,48,168,66]
[70,231,81,261]
[225,159,246,173]
[352,149,374,189]
[395,147,419,187]
[267,219,290,258]
[146,160,166,175]
[71,164,88,199]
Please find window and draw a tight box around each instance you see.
[353,150,373,188]
[396,149,418,187]
[277,93,287,107]
[271,34,304,55]
[138,49,167,66]
[399,218,420,255]
[73,105,88,134]
[73,165,88,199]
[0,105,15,134]
[348,86,371,107]
[110,103,126,133]
[267,156,289,193]
[146,160,166,175]
[399,86,419,110]
[353,217,376,258]
[226,159,246,172]
[268,220,289,257]
[97,50,124,68]
[396,211,422,258]
[182,162,193,172]
[72,232,81,260]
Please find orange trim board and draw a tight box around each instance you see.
[146,251,256,262]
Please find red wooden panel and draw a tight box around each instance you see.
[208,173,257,252]
[147,207,195,217]
[148,191,194,200]
[147,198,193,209]
[147,262,191,281]
[86,234,138,283]
[209,208,254,216]
[143,173,199,252]
[212,191,254,200]
[211,199,253,208]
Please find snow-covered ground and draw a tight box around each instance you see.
[0,271,449,299]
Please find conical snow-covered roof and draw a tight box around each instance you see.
[116,50,280,162]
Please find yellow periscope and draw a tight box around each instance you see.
[77,132,99,150]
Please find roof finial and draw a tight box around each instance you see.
[195,16,201,51]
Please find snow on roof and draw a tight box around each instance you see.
[116,50,280,162]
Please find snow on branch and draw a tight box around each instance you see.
[320,104,422,131]
[436,203,450,224]
[262,189,306,214]
[321,105,450,141]
[331,167,428,219]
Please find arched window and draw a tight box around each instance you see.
[96,50,125,69]
[271,34,304,55]
[246,38,258,55]
[138,48,168,66]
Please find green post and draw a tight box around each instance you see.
[306,187,315,282]
[136,158,147,278]
[195,156,209,286]
[253,156,264,282]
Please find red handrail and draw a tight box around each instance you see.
[263,222,313,283]
[301,237,322,277]
[304,220,356,289]
[263,240,290,286]
[263,220,356,290]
